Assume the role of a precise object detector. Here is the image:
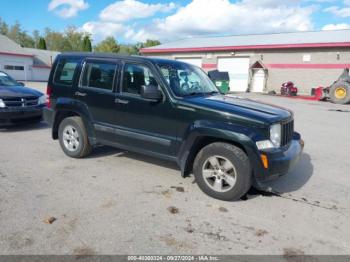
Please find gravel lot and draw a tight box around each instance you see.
[0,88,349,255]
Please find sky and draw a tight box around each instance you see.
[0,0,350,44]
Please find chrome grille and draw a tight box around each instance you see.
[2,96,39,108]
[281,120,294,146]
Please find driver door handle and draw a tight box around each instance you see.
[115,98,129,104]
[75,91,87,97]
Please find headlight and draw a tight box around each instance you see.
[270,123,281,148]
[256,123,282,150]
[0,99,5,108]
[38,95,47,105]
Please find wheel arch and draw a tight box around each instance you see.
[178,125,258,178]
[52,101,96,144]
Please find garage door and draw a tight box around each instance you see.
[176,58,202,68]
[217,57,250,92]
[2,63,26,80]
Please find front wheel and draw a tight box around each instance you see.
[58,116,92,158]
[193,142,252,201]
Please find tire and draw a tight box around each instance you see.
[193,142,252,201]
[329,82,350,104]
[58,116,92,158]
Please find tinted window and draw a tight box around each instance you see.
[81,61,117,91]
[122,64,159,95]
[54,58,79,86]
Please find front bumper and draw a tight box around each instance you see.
[0,105,44,126]
[253,132,304,187]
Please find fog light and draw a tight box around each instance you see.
[256,140,274,150]
[0,99,5,108]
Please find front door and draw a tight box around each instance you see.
[76,59,120,141]
[113,62,179,158]
[251,69,265,93]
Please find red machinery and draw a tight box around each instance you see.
[277,68,350,104]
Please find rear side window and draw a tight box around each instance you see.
[53,58,79,86]
[80,61,117,91]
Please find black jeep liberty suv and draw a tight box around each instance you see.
[44,53,304,201]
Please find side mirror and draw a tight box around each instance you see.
[17,82,25,86]
[141,85,163,101]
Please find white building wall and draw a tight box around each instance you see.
[0,54,33,81]
[31,67,51,81]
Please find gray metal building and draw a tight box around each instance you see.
[141,30,350,94]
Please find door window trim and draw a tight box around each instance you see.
[78,58,120,93]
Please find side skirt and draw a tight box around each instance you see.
[97,138,179,164]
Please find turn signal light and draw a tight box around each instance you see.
[260,154,269,169]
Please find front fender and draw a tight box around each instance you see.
[177,120,263,177]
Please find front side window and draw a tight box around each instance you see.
[157,61,219,97]
[122,64,159,95]
[54,58,79,86]
[81,61,117,91]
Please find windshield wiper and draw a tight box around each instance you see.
[183,91,220,97]
[183,92,202,97]
[204,91,220,95]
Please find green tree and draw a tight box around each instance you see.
[65,26,85,51]
[44,26,88,52]
[0,18,9,35]
[38,37,47,50]
[94,37,120,53]
[142,39,161,48]
[32,30,40,48]
[44,28,71,51]
[132,39,161,55]
[3,20,35,48]
[82,35,92,52]
[119,44,139,55]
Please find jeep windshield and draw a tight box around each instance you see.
[156,61,220,97]
[0,72,19,86]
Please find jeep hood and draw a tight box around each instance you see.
[0,85,43,99]
[184,94,292,124]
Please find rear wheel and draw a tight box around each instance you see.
[58,116,92,158]
[330,82,350,104]
[193,142,252,201]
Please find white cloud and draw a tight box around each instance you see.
[322,23,350,30]
[82,0,315,43]
[324,6,350,17]
[100,0,176,22]
[129,0,314,42]
[48,0,89,18]
[303,0,336,3]
[82,21,127,42]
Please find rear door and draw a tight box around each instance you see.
[76,58,120,141]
